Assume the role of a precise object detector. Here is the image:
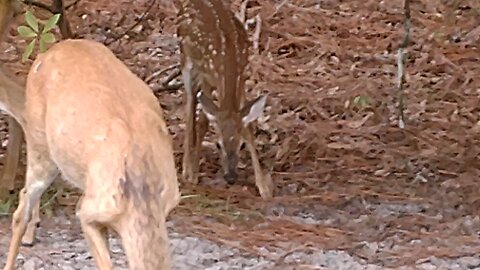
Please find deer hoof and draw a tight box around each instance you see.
[258,173,273,200]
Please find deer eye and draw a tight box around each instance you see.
[215,142,221,150]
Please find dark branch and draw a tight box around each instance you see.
[52,0,73,38]
[20,0,54,13]
[154,82,183,92]
[105,0,156,46]
[65,0,81,10]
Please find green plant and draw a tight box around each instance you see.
[17,10,60,62]
[0,195,14,215]
[353,95,370,108]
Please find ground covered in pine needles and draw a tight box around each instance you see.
[1,0,480,269]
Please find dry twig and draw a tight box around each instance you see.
[145,63,179,84]
[154,67,182,91]
[105,0,156,46]
[396,0,410,129]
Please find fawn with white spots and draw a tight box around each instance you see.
[177,0,273,199]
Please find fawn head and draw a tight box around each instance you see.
[198,92,267,184]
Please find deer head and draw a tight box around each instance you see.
[198,92,267,184]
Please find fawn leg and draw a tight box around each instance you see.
[193,111,209,176]
[243,126,273,200]
[3,146,58,270]
[181,59,199,184]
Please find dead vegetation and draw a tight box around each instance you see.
[0,0,480,268]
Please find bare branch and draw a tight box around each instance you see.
[105,0,156,46]
[154,82,182,92]
[396,0,410,129]
[65,0,81,10]
[151,66,182,92]
[52,0,74,38]
[145,63,179,84]
[20,0,54,13]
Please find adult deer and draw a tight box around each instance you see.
[0,76,25,192]
[177,0,273,199]
[3,39,180,270]
[0,0,75,194]
[0,0,25,193]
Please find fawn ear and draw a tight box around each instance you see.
[197,92,219,121]
[241,95,267,126]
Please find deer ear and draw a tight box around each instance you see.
[197,92,219,120]
[241,95,267,126]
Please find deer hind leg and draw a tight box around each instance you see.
[181,59,200,184]
[243,126,273,200]
[76,186,123,270]
[77,216,112,270]
[3,145,58,270]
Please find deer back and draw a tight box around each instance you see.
[26,38,179,219]
[178,0,250,110]
[25,39,180,269]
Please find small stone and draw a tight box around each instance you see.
[22,257,43,270]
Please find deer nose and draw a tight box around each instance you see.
[224,171,238,184]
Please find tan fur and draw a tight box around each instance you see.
[178,0,273,199]
[3,39,180,270]
[0,0,26,193]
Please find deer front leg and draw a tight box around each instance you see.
[181,59,199,184]
[3,149,58,270]
[21,199,40,245]
[194,109,209,164]
[1,116,23,191]
[243,126,273,200]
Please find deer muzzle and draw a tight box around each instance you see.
[224,152,238,184]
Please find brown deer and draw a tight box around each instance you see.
[3,39,180,270]
[0,0,26,194]
[0,118,24,191]
[0,0,48,247]
[177,0,273,199]
[0,0,75,196]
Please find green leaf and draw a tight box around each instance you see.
[353,96,361,105]
[353,95,369,108]
[0,198,12,214]
[41,32,56,43]
[17,25,36,38]
[39,33,56,53]
[25,10,38,33]
[22,39,36,62]
[39,36,47,53]
[42,14,61,34]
